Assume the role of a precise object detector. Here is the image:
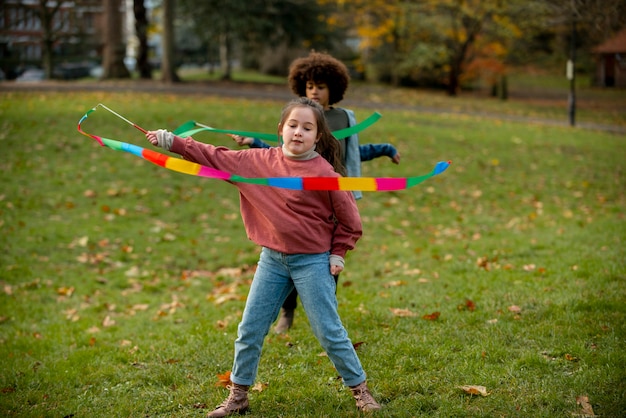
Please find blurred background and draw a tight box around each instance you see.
[1,0,625,96]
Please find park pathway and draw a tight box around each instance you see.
[2,79,624,135]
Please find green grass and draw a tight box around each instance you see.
[0,90,624,417]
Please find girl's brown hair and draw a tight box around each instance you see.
[288,52,350,106]
[278,98,346,176]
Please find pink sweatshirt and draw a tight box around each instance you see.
[170,137,362,258]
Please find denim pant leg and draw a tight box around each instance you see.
[289,252,367,387]
[231,248,294,386]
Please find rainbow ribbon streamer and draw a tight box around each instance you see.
[77,106,450,191]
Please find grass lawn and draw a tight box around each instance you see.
[0,90,624,417]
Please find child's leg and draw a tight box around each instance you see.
[231,248,294,386]
[289,253,367,387]
[281,288,298,310]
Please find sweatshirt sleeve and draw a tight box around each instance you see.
[329,190,362,258]
[170,135,244,174]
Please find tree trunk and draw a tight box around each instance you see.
[102,0,130,79]
[37,0,58,79]
[219,32,232,80]
[447,61,460,96]
[161,0,180,83]
[134,0,151,79]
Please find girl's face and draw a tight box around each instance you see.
[280,106,319,155]
[305,81,330,109]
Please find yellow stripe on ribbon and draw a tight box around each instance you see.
[166,158,202,175]
[338,177,378,191]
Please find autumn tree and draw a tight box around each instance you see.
[102,0,130,79]
[334,0,552,95]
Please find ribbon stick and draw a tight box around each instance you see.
[173,112,382,141]
[77,106,450,191]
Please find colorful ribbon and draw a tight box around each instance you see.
[172,112,382,141]
[77,106,450,191]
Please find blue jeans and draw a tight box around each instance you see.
[230,247,367,387]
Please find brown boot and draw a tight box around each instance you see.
[207,383,249,417]
[350,381,381,412]
[273,308,294,333]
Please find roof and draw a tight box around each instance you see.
[593,28,626,54]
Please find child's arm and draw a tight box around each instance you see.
[230,134,272,149]
[359,143,401,164]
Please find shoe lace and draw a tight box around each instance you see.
[352,385,376,406]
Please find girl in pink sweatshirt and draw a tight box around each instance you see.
[146,98,380,416]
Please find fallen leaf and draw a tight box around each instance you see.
[390,308,416,317]
[458,299,476,311]
[422,311,440,321]
[102,316,116,327]
[215,370,232,388]
[476,256,490,270]
[383,280,407,288]
[459,385,489,396]
[56,286,75,297]
[576,395,595,416]
[251,382,268,392]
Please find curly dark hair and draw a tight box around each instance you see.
[287,52,350,106]
[277,97,346,176]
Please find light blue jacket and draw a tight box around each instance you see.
[342,108,362,200]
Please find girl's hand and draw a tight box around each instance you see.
[330,264,343,275]
[229,134,254,146]
[146,131,159,146]
[146,129,174,150]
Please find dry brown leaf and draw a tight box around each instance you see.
[383,280,407,288]
[251,382,268,392]
[459,385,490,396]
[56,286,75,297]
[575,395,595,416]
[422,311,440,321]
[476,256,490,270]
[390,308,416,317]
[102,316,116,327]
[458,299,476,311]
[213,294,244,305]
